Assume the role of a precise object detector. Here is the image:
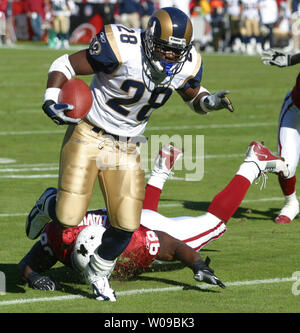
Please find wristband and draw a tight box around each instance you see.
[44,88,61,103]
[186,86,210,112]
[199,95,212,113]
[191,259,210,274]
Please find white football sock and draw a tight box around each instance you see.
[284,192,298,203]
[88,251,116,278]
[147,171,169,190]
[236,162,260,184]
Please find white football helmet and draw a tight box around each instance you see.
[71,225,106,273]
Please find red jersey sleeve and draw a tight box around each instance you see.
[292,72,300,109]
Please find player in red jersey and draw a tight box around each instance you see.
[261,50,300,223]
[19,141,288,299]
[19,144,226,295]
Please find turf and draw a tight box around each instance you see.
[0,42,300,315]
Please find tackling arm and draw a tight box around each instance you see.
[18,241,57,291]
[178,85,234,114]
[155,231,225,288]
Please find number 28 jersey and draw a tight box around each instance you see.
[85,24,203,137]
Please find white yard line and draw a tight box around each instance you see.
[0,153,245,179]
[0,130,65,136]
[0,196,292,218]
[0,213,28,217]
[0,276,296,306]
[0,158,16,164]
[0,149,288,216]
[0,163,58,168]
[0,154,244,179]
[0,122,276,136]
[0,174,58,179]
[147,122,277,131]
[0,167,59,173]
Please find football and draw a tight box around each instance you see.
[58,78,93,119]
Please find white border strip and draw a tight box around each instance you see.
[0,276,296,306]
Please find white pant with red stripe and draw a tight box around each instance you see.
[140,209,226,251]
[278,92,300,178]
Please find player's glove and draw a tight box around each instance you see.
[261,49,292,67]
[203,90,234,112]
[193,257,226,289]
[27,271,56,291]
[42,100,80,125]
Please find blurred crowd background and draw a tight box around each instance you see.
[0,0,299,54]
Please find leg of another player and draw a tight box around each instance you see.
[208,141,289,222]
[18,241,57,291]
[143,143,183,212]
[162,164,257,251]
[276,126,300,223]
[142,185,162,212]
[142,150,260,250]
[277,174,298,223]
[152,142,289,251]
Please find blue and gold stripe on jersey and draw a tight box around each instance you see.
[86,25,121,74]
[178,52,203,91]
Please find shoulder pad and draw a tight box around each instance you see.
[87,25,121,74]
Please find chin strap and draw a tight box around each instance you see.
[142,56,174,92]
[152,60,173,77]
[160,61,173,76]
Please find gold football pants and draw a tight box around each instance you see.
[55,120,145,232]
[240,18,260,37]
[53,15,70,34]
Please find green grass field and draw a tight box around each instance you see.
[0,42,300,315]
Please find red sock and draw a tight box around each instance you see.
[278,175,296,196]
[142,185,162,211]
[208,175,251,222]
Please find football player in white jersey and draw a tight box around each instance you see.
[239,0,262,54]
[50,0,75,49]
[26,7,234,301]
